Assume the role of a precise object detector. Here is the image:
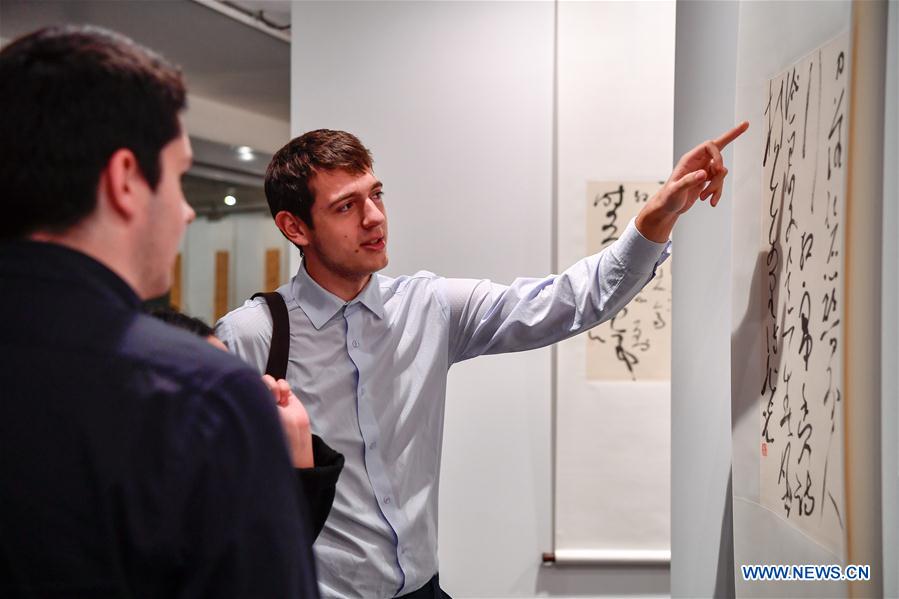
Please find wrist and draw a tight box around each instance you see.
[291,426,314,469]
[635,198,678,243]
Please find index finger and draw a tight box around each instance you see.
[714,120,749,150]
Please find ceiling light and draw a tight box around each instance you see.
[236,146,255,161]
[224,195,237,206]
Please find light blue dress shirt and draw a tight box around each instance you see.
[215,218,669,598]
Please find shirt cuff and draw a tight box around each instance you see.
[609,217,671,276]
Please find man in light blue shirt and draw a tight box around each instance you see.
[216,124,747,598]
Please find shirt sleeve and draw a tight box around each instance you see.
[444,218,670,364]
[175,370,320,599]
[214,302,272,374]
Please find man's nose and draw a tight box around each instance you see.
[362,198,385,227]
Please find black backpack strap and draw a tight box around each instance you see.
[250,291,290,380]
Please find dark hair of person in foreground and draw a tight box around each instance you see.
[148,305,215,337]
[0,25,185,239]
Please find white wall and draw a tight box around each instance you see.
[669,1,740,597]
[291,1,673,597]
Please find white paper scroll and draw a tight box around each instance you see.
[757,33,849,555]
[586,181,669,381]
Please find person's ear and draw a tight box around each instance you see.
[275,211,311,249]
[99,148,146,221]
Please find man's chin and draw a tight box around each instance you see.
[344,255,388,279]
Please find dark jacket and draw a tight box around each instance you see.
[0,240,320,598]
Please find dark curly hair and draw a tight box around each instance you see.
[265,129,374,231]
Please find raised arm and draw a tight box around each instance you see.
[444,218,668,363]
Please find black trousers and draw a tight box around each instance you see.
[396,574,451,599]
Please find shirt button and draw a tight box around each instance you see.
[352,339,359,348]
[369,442,376,450]
[384,497,391,505]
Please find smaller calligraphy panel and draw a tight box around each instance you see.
[585,181,669,381]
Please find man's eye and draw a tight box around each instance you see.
[373,191,384,202]
[337,202,352,213]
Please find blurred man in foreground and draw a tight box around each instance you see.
[0,26,320,597]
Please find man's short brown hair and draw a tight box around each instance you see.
[264,129,374,230]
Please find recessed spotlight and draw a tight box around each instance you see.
[224,195,237,206]
[236,145,255,161]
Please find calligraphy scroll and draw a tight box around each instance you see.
[585,181,669,381]
[758,33,849,554]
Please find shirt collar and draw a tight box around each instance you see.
[291,262,385,329]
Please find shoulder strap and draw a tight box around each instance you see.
[250,291,290,380]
